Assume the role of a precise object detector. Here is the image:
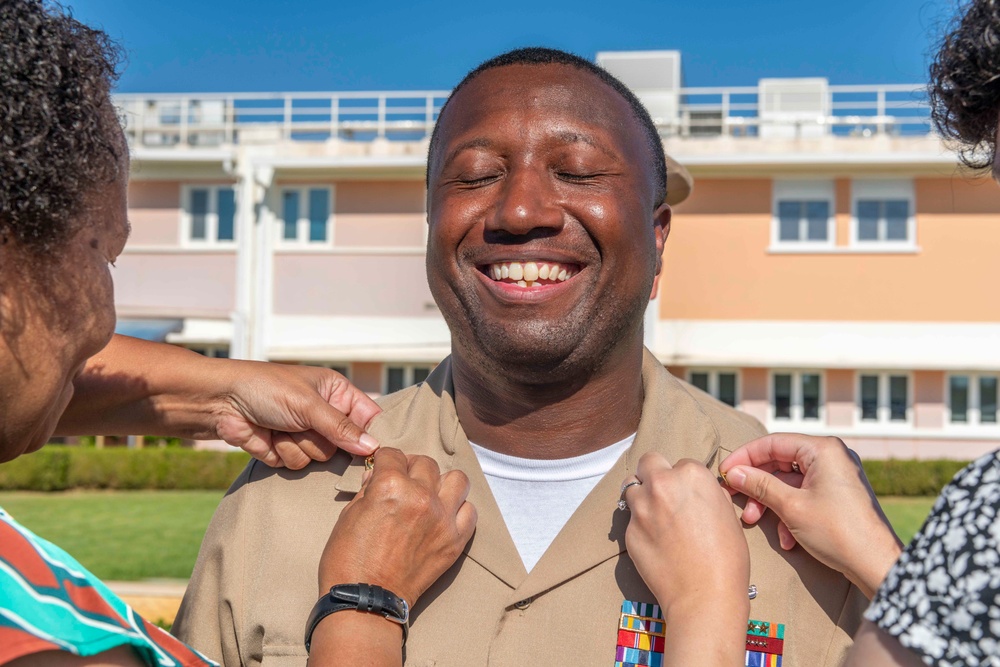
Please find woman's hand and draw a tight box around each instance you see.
[622,453,750,666]
[720,433,902,598]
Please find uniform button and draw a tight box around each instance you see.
[513,598,532,610]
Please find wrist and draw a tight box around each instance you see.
[847,536,903,599]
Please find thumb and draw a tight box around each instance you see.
[303,395,379,457]
[725,465,794,515]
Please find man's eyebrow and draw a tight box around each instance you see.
[442,138,495,167]
[553,131,618,160]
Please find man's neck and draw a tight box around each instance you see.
[451,343,645,459]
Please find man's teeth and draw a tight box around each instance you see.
[487,261,577,287]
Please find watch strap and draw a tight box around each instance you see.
[304,583,409,652]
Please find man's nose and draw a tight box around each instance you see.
[485,167,563,237]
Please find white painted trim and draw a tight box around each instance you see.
[123,245,237,254]
[856,371,914,427]
[766,246,920,255]
[686,368,741,409]
[770,179,836,251]
[945,372,1000,428]
[774,424,1000,442]
[652,320,1000,371]
[767,369,825,429]
[180,184,239,248]
[275,185,335,249]
[849,179,917,250]
[267,315,451,363]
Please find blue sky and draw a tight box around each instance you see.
[72,0,958,93]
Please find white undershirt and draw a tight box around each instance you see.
[469,434,635,572]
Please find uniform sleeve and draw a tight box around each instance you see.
[172,462,257,666]
[864,452,1000,667]
[821,583,869,666]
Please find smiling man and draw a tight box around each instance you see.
[175,48,866,666]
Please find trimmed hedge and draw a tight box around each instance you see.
[862,459,971,497]
[0,447,972,496]
[0,447,251,491]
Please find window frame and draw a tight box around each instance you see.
[686,368,741,409]
[849,180,916,250]
[276,185,335,249]
[770,180,836,251]
[946,372,1000,427]
[181,184,238,247]
[855,371,914,427]
[382,363,434,394]
[768,369,825,425]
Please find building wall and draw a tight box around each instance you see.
[661,176,1000,322]
[128,181,182,246]
[334,181,425,248]
[115,252,238,317]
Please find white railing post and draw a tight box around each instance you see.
[283,96,292,140]
[225,97,234,145]
[722,91,731,137]
[877,88,886,135]
[377,95,387,138]
[425,95,434,138]
[331,96,339,139]
[179,97,189,146]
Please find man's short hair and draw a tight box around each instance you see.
[929,0,1000,170]
[428,47,668,206]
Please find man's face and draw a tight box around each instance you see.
[426,63,670,381]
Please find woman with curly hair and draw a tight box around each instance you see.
[0,2,475,665]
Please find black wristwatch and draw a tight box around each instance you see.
[304,583,410,652]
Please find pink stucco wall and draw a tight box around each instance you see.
[826,369,855,428]
[128,181,181,246]
[848,436,999,461]
[740,368,769,424]
[334,181,425,248]
[272,254,435,317]
[914,370,946,429]
[114,252,237,316]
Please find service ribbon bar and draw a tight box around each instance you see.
[745,618,784,667]
[615,600,665,667]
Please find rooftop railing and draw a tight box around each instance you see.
[115,83,931,149]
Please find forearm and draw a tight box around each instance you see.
[846,533,903,600]
[658,593,748,666]
[56,335,229,438]
[307,612,403,667]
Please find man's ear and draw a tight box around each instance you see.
[649,202,672,301]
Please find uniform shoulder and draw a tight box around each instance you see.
[671,375,767,447]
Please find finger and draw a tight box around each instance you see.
[237,425,284,468]
[455,501,478,544]
[720,432,819,473]
[406,454,443,490]
[740,470,802,524]
[778,520,797,551]
[274,433,311,470]
[369,447,408,478]
[439,469,472,511]
[723,464,796,515]
[298,393,379,457]
[280,429,340,463]
[635,451,672,480]
[328,375,383,431]
[620,475,644,508]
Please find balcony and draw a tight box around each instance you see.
[115,83,931,150]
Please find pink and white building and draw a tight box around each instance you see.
[114,51,1000,459]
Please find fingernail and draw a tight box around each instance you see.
[725,467,747,488]
[359,433,379,454]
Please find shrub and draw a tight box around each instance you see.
[0,447,251,491]
[862,459,971,497]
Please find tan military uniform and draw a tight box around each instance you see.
[174,351,866,666]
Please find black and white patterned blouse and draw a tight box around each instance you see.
[866,450,1000,667]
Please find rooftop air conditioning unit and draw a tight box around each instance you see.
[596,50,681,136]
[758,78,829,139]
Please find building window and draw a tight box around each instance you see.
[279,187,332,245]
[948,374,999,425]
[384,364,433,394]
[771,180,834,249]
[851,180,915,247]
[184,186,236,244]
[771,371,823,422]
[688,370,739,408]
[858,372,910,424]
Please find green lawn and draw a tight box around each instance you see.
[0,490,223,581]
[879,496,936,545]
[0,491,937,582]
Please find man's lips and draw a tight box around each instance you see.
[478,260,581,288]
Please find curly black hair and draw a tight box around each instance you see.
[930,0,1000,170]
[0,0,124,254]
